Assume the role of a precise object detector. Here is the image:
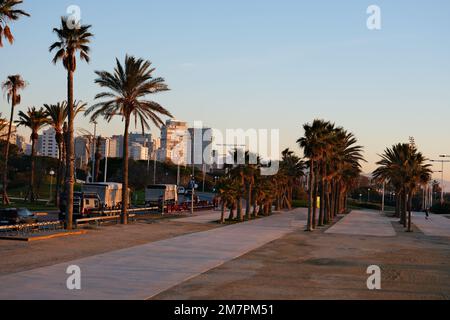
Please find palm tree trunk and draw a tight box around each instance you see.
[237,197,243,221]
[401,190,407,227]
[246,183,252,219]
[228,201,234,220]
[55,140,63,207]
[28,135,37,203]
[407,192,413,232]
[220,201,226,223]
[307,159,314,231]
[121,115,131,225]
[313,167,318,228]
[319,163,325,226]
[65,69,76,230]
[2,97,16,205]
[395,195,400,218]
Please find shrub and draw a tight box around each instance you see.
[431,202,450,215]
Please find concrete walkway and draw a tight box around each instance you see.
[325,210,396,237]
[412,212,450,237]
[174,210,221,224]
[0,209,305,300]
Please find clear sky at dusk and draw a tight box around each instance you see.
[1,0,450,179]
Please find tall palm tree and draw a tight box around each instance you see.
[1,74,26,204]
[373,143,431,232]
[280,148,305,209]
[15,107,48,202]
[50,17,93,230]
[217,176,240,223]
[85,55,172,224]
[0,0,29,47]
[297,119,330,231]
[44,101,67,205]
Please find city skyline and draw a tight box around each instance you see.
[1,0,450,180]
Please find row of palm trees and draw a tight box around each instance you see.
[1,2,173,229]
[298,119,365,231]
[216,148,305,223]
[373,141,432,232]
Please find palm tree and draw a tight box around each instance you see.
[0,0,29,47]
[1,74,26,205]
[280,148,305,210]
[50,17,93,230]
[373,143,431,232]
[43,100,87,206]
[44,101,67,205]
[85,55,172,224]
[217,176,240,223]
[297,120,330,231]
[15,107,48,202]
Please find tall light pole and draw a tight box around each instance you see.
[381,182,385,213]
[48,169,55,205]
[91,120,97,183]
[431,157,450,204]
[104,138,110,183]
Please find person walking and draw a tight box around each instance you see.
[424,207,430,220]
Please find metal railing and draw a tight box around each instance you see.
[75,214,136,228]
[0,221,63,237]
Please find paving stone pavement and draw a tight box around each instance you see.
[0,209,305,300]
[325,210,397,237]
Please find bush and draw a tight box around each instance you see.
[292,199,308,208]
[431,202,450,215]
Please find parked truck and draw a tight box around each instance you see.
[145,184,178,208]
[81,183,124,210]
[59,182,126,220]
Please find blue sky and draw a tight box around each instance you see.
[1,0,450,178]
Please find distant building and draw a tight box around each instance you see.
[15,134,27,153]
[188,127,214,172]
[149,137,161,160]
[160,120,189,164]
[75,136,91,168]
[114,133,152,158]
[98,137,118,158]
[0,122,17,145]
[38,128,58,158]
[130,142,148,161]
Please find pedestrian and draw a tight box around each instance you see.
[424,207,430,220]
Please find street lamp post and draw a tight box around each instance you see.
[48,169,55,205]
[368,188,371,203]
[91,121,97,183]
[431,156,450,204]
[104,138,110,183]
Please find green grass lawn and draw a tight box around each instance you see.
[0,199,58,212]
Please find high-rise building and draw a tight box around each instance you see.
[160,120,189,164]
[130,142,148,161]
[38,128,58,158]
[188,127,214,172]
[149,137,161,160]
[98,137,118,158]
[75,136,91,168]
[113,133,152,158]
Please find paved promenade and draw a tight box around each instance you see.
[412,212,450,237]
[325,210,397,237]
[0,210,304,300]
